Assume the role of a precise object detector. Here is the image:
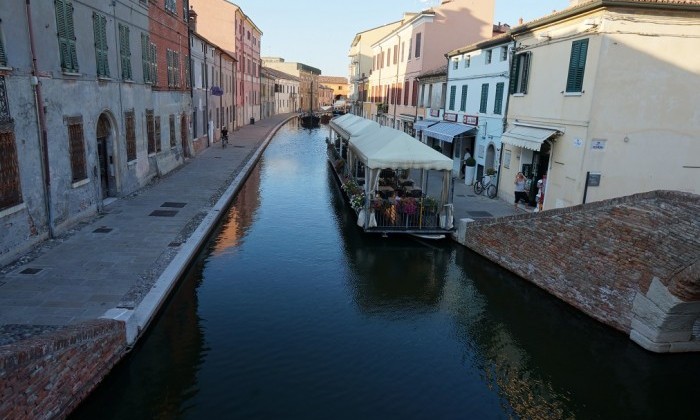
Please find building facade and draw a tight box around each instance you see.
[263,58,321,113]
[498,0,700,210]
[366,0,495,134]
[445,34,511,182]
[188,0,261,128]
[0,0,191,264]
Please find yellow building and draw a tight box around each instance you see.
[498,0,700,210]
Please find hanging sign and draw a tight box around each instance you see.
[211,86,223,96]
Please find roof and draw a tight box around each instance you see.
[417,64,447,80]
[261,67,300,82]
[318,76,349,84]
[447,32,512,57]
[512,0,700,34]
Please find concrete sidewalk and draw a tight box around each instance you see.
[0,114,521,344]
[0,113,295,344]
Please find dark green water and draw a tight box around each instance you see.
[71,123,700,419]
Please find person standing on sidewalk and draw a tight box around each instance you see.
[514,172,528,210]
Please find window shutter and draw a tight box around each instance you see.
[521,52,531,94]
[66,2,78,71]
[509,53,519,94]
[566,39,588,92]
[494,82,504,114]
[449,85,456,110]
[0,35,6,67]
[479,83,489,113]
[460,85,467,111]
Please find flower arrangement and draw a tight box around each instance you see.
[371,198,390,211]
[350,192,365,211]
[422,196,439,212]
[341,178,363,196]
[398,197,418,215]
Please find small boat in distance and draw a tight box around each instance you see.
[299,112,320,128]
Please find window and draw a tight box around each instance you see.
[414,33,421,58]
[118,24,132,80]
[150,43,157,85]
[500,46,508,61]
[146,110,155,154]
[485,49,492,64]
[448,85,456,110]
[125,110,136,161]
[401,42,405,62]
[154,116,161,152]
[411,80,418,106]
[165,0,176,14]
[56,0,78,72]
[393,44,398,64]
[0,31,7,67]
[459,85,467,112]
[185,56,191,88]
[166,49,180,87]
[67,118,87,182]
[404,81,409,106]
[408,38,412,60]
[479,83,489,113]
[386,49,390,67]
[0,77,21,210]
[92,13,109,77]
[0,129,22,210]
[493,82,504,114]
[169,114,176,148]
[141,33,152,83]
[566,38,589,93]
[465,55,470,68]
[453,58,459,70]
[510,52,531,94]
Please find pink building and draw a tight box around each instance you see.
[366,0,494,134]
[188,0,262,129]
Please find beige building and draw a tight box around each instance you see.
[263,57,321,112]
[367,0,495,134]
[318,76,349,102]
[318,84,334,108]
[261,67,300,116]
[348,21,404,115]
[498,0,700,210]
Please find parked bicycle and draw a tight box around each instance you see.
[474,174,497,198]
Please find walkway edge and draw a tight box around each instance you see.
[101,116,297,346]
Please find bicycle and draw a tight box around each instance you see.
[221,133,229,148]
[474,174,497,198]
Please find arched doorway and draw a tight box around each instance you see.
[96,113,115,199]
[485,144,496,171]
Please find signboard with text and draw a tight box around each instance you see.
[430,109,440,117]
[443,113,457,122]
[211,86,223,96]
[463,115,478,125]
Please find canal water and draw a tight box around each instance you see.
[72,122,699,419]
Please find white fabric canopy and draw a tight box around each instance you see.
[501,125,558,151]
[348,126,453,171]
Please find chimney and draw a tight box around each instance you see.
[518,17,524,25]
[188,6,197,32]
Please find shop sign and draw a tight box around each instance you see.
[463,115,478,125]
[443,113,457,122]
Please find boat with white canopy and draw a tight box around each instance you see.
[327,114,455,237]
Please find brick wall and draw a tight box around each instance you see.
[149,0,189,93]
[0,319,126,419]
[457,190,700,333]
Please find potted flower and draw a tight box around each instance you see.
[464,156,476,186]
[485,167,498,185]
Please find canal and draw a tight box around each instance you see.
[72,122,699,419]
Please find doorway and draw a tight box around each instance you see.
[181,114,189,158]
[96,114,113,199]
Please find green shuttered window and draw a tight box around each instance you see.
[93,12,109,77]
[460,85,467,112]
[448,85,456,111]
[566,38,589,93]
[493,82,504,115]
[119,24,132,80]
[479,83,489,113]
[55,0,78,72]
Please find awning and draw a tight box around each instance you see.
[422,122,476,143]
[501,125,558,151]
[413,119,438,131]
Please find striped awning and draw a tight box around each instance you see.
[413,119,438,131]
[422,122,477,143]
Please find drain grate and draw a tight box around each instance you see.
[149,210,178,217]
[234,145,246,148]
[161,202,187,208]
[20,268,43,275]
[467,211,493,218]
[168,241,182,247]
[93,227,113,233]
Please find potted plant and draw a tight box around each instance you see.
[464,156,476,186]
[485,167,498,185]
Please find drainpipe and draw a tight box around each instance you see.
[203,44,209,146]
[25,0,54,238]
[495,37,516,195]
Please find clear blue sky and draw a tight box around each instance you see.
[232,0,571,76]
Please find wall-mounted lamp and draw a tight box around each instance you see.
[623,136,630,143]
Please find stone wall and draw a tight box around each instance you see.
[454,190,700,352]
[0,320,126,419]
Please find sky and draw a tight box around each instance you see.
[231,0,571,76]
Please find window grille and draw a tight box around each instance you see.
[0,129,22,210]
[146,110,155,154]
[169,114,176,147]
[154,116,161,152]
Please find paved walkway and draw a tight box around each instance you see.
[0,114,521,344]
